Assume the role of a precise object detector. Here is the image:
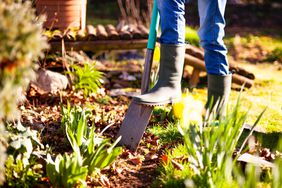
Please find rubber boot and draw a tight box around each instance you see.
[205,74,232,118]
[133,44,186,106]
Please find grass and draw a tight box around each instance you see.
[152,144,191,188]
[191,61,282,133]
[185,26,200,47]
[190,30,282,133]
[148,122,182,146]
[229,62,282,133]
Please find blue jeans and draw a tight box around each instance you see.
[157,0,229,75]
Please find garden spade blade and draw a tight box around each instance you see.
[117,1,160,151]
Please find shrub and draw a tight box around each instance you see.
[0,0,48,120]
[4,122,45,187]
[185,27,200,47]
[265,47,282,63]
[0,0,48,184]
[67,62,103,97]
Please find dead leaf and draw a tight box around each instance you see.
[128,157,143,166]
[99,174,111,187]
[171,159,184,171]
[161,155,168,164]
[145,153,158,161]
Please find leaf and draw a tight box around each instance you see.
[76,111,86,146]
[88,125,95,154]
[10,139,22,150]
[66,124,80,156]
[97,147,122,169]
[128,156,143,166]
[22,137,33,156]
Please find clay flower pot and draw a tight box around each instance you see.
[36,0,87,30]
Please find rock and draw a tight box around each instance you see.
[32,69,69,94]
[237,153,276,168]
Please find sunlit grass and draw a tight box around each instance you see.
[148,122,182,146]
[229,62,282,132]
[190,62,282,133]
[152,144,191,188]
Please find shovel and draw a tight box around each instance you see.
[117,0,160,151]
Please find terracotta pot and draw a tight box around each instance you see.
[36,0,87,30]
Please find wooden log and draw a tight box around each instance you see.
[105,24,119,40]
[137,25,149,38]
[185,44,255,80]
[184,54,254,88]
[64,30,76,41]
[186,44,204,60]
[131,27,143,39]
[117,25,132,40]
[49,39,148,52]
[96,24,108,40]
[189,68,201,88]
[86,25,97,40]
[77,29,87,41]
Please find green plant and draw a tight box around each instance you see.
[151,106,173,123]
[148,122,182,146]
[185,27,200,47]
[67,62,103,96]
[61,102,91,138]
[96,95,112,105]
[0,1,48,184]
[4,122,46,187]
[61,104,122,175]
[5,155,43,188]
[265,47,282,63]
[0,0,48,120]
[158,92,270,187]
[46,153,88,188]
[180,97,263,187]
[153,144,192,188]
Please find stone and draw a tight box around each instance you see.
[32,69,69,94]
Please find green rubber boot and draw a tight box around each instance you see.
[205,74,232,118]
[133,44,186,106]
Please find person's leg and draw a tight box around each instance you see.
[134,0,187,106]
[197,0,232,117]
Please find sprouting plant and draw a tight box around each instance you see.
[160,92,268,187]
[4,122,46,187]
[180,95,263,187]
[61,102,91,135]
[61,104,122,176]
[67,62,103,96]
[46,153,88,188]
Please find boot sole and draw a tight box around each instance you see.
[132,97,180,107]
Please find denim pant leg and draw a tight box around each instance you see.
[157,0,186,45]
[198,0,229,75]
